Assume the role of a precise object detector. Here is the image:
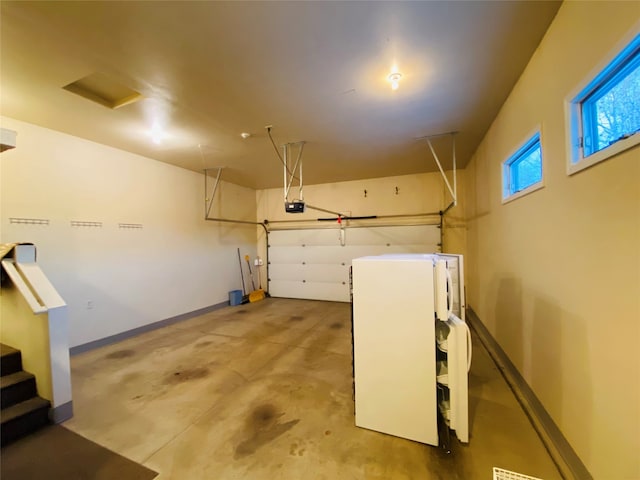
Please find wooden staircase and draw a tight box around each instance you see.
[1,343,51,446]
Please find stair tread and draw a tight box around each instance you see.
[0,370,35,389]
[1,396,50,423]
[0,344,23,377]
[0,343,20,357]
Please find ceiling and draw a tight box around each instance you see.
[0,1,561,189]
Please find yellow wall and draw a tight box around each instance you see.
[258,170,463,223]
[465,3,639,478]
[1,117,258,348]
[0,284,53,402]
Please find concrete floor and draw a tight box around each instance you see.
[64,298,561,479]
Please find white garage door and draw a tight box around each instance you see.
[268,224,441,302]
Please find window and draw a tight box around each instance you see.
[567,33,640,174]
[502,132,543,202]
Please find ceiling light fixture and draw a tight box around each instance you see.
[388,72,402,91]
[149,121,166,145]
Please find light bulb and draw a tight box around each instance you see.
[149,121,166,145]
[388,72,402,91]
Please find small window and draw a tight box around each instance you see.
[567,33,640,174]
[502,132,543,202]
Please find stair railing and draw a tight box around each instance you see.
[2,260,47,313]
[0,243,72,423]
[1,245,65,314]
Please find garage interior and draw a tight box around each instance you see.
[1,2,639,480]
[63,298,561,479]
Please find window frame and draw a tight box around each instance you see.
[502,129,544,204]
[565,30,640,175]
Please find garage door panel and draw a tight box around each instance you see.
[269,280,350,302]
[268,229,342,246]
[269,264,350,283]
[269,246,352,264]
[269,244,439,266]
[344,226,441,246]
[269,226,441,248]
[269,246,370,265]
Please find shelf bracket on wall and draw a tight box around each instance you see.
[419,132,458,209]
[203,166,224,219]
[202,165,267,232]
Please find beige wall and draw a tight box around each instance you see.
[258,170,463,223]
[1,117,258,348]
[257,170,466,287]
[465,4,639,479]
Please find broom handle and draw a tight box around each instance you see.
[245,255,257,290]
[237,248,246,295]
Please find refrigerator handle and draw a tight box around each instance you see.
[446,268,454,319]
[435,261,448,321]
[462,321,472,372]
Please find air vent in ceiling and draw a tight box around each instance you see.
[63,72,142,109]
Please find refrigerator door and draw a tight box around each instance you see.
[436,254,465,320]
[352,256,439,446]
[447,314,470,443]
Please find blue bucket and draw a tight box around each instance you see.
[229,290,243,306]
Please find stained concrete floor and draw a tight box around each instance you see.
[64,298,562,479]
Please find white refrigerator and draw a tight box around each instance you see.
[351,253,471,446]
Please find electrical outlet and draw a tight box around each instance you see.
[254,257,264,266]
